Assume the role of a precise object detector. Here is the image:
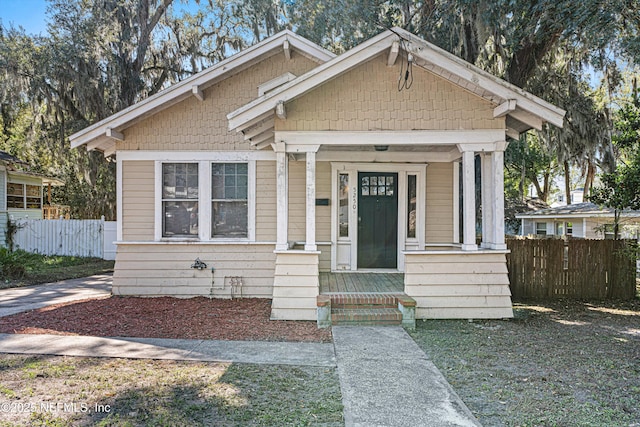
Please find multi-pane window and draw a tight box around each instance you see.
[407,175,417,238]
[212,163,248,238]
[162,163,199,237]
[361,175,394,196]
[7,183,42,209]
[535,222,547,236]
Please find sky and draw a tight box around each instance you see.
[0,0,204,35]
[0,0,49,35]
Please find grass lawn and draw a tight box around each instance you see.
[0,355,344,426]
[410,299,640,427]
[0,250,114,289]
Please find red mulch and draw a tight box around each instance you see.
[0,297,332,343]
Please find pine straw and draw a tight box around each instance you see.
[0,296,332,343]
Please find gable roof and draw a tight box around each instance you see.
[227,27,565,146]
[0,150,27,167]
[0,151,63,185]
[69,30,335,156]
[516,202,640,219]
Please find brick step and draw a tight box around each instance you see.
[329,293,400,309]
[331,308,402,326]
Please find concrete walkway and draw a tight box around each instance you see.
[0,333,336,367]
[0,274,112,317]
[333,326,481,427]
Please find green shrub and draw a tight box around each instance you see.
[0,247,28,279]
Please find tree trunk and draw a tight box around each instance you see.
[564,160,571,205]
[583,161,595,200]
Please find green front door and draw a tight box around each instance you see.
[357,172,398,269]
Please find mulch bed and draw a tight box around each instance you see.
[0,296,332,343]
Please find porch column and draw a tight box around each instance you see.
[275,142,289,251]
[491,149,507,249]
[305,151,317,251]
[481,153,494,248]
[461,150,477,251]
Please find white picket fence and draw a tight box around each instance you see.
[12,217,117,260]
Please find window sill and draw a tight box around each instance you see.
[120,240,273,245]
[160,237,201,243]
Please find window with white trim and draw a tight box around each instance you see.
[535,222,547,236]
[211,163,248,238]
[7,182,42,209]
[162,163,199,237]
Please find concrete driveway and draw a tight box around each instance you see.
[0,274,112,317]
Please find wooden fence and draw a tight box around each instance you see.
[507,238,636,300]
[12,217,117,260]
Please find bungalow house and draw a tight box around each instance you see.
[0,151,63,246]
[517,202,640,239]
[69,28,565,322]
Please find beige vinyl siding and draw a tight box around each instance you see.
[276,54,503,132]
[271,251,319,320]
[120,53,318,151]
[121,160,155,241]
[255,161,277,241]
[425,162,453,243]
[287,160,331,270]
[404,252,513,319]
[316,162,331,271]
[113,243,276,298]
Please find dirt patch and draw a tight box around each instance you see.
[410,299,640,426]
[0,296,331,343]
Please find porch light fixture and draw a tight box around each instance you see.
[374,145,389,151]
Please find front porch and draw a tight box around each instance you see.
[316,272,416,329]
[319,272,404,294]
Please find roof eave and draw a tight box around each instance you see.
[227,30,397,131]
[228,27,566,134]
[69,30,335,150]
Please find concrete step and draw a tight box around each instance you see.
[331,308,402,326]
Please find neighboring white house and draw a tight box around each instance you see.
[550,188,584,207]
[69,28,565,320]
[517,202,640,239]
[0,151,63,247]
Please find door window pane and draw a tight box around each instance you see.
[360,175,395,197]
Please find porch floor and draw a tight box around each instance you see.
[319,272,405,294]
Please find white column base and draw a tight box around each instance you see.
[461,243,478,251]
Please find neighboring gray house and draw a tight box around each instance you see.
[516,202,640,239]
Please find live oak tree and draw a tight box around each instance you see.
[590,86,640,239]
[1,0,639,219]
